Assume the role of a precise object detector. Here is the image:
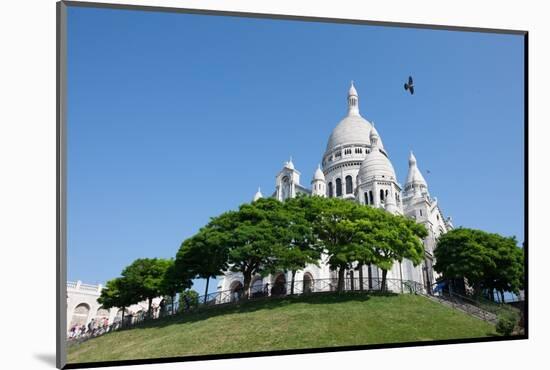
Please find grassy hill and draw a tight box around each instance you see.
[67,292,497,364]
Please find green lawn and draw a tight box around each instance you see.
[67,292,497,364]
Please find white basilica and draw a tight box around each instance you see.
[218,82,453,297]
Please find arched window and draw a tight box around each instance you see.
[369,191,373,204]
[328,182,333,197]
[345,176,353,194]
[364,192,369,204]
[380,189,385,202]
[336,178,342,196]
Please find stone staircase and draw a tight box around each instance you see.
[421,293,498,324]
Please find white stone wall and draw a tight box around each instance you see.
[66,280,162,334]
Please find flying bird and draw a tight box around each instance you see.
[404,76,414,95]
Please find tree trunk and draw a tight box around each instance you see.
[243,271,252,299]
[358,263,364,291]
[381,269,388,292]
[172,293,176,315]
[291,270,296,295]
[500,290,505,304]
[367,264,372,290]
[204,277,210,304]
[148,297,153,319]
[337,267,346,292]
[121,306,125,328]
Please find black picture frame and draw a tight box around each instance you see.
[57,1,528,368]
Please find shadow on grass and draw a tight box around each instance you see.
[94,291,398,336]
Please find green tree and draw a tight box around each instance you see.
[311,197,427,292]
[98,277,135,326]
[209,198,289,298]
[121,258,172,319]
[175,228,228,304]
[483,234,524,301]
[374,212,426,291]
[161,259,192,315]
[353,206,426,291]
[434,228,524,298]
[178,289,200,312]
[279,196,322,295]
[310,197,365,291]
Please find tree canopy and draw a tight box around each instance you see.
[310,197,427,291]
[161,259,192,314]
[434,228,524,298]
[353,205,427,290]
[120,258,172,318]
[175,227,228,302]
[209,197,290,298]
[278,196,322,294]
[98,277,135,310]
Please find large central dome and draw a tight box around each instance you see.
[324,82,383,153]
[325,115,374,152]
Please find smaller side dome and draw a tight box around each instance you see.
[357,148,397,185]
[313,164,325,181]
[253,187,263,201]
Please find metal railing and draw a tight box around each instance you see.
[425,282,521,324]
[195,277,425,307]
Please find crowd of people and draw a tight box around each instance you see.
[67,316,116,340]
[67,299,173,342]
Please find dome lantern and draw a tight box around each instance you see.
[347,81,360,116]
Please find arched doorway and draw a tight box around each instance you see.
[303,273,314,294]
[250,276,264,298]
[69,303,90,329]
[271,273,287,296]
[229,281,244,302]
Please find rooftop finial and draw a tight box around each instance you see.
[347,81,360,116]
[348,80,358,97]
[285,156,295,170]
[409,151,417,166]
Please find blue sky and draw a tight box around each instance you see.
[66,6,525,293]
